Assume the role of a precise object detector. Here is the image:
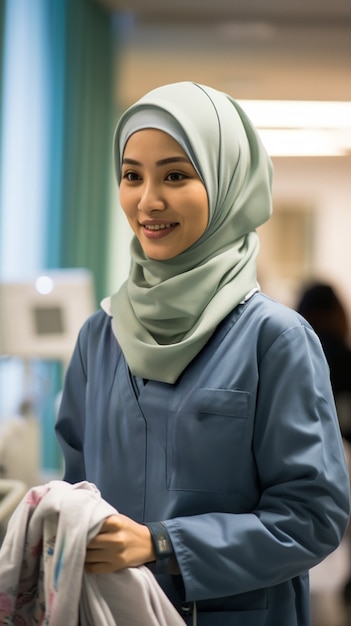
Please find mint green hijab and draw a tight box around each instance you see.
[108,82,273,383]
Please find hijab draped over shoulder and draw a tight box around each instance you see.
[105,82,273,384]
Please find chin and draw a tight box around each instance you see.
[146,251,176,261]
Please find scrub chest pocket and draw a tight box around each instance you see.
[166,388,251,492]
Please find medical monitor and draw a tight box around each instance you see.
[0,269,95,362]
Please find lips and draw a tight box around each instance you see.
[141,221,178,239]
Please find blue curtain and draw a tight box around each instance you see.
[42,0,117,471]
[43,0,116,305]
[0,0,118,474]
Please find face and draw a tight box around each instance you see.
[119,129,208,260]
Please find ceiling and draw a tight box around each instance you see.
[96,0,351,110]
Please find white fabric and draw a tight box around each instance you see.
[0,480,184,625]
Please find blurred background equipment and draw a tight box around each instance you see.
[0,269,95,488]
[0,269,95,364]
[0,478,27,544]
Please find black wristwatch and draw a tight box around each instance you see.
[145,521,174,573]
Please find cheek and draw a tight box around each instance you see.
[198,191,209,233]
[119,189,134,220]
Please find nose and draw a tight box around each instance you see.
[137,181,166,213]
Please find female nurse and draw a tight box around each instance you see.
[55,82,350,626]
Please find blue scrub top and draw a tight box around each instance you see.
[56,292,350,626]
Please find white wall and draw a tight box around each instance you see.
[266,157,351,321]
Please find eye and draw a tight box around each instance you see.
[166,171,187,182]
[122,170,141,182]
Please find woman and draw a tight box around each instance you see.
[297,282,351,443]
[55,82,350,625]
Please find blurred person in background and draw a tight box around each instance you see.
[296,282,351,443]
[297,282,351,616]
[55,82,350,626]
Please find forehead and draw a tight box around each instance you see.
[123,128,188,157]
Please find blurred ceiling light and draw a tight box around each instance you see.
[258,129,351,157]
[237,100,351,156]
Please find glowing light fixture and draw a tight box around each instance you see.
[237,100,351,156]
[35,275,54,295]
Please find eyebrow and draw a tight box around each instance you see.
[122,156,190,167]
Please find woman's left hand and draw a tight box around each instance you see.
[85,513,156,574]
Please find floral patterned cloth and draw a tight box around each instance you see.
[0,480,184,626]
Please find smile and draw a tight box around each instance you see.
[143,223,177,231]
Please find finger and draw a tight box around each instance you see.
[87,532,123,551]
[87,521,120,549]
[85,561,119,574]
[99,514,121,533]
[85,547,109,562]
[87,534,110,548]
